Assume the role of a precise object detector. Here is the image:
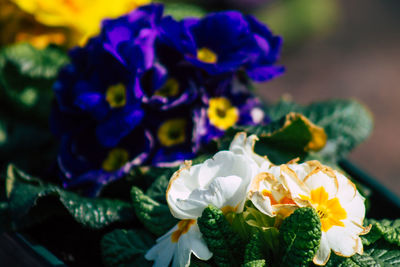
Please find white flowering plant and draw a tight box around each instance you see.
[1,3,400,267]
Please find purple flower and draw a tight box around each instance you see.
[158,11,284,81]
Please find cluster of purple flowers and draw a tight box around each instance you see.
[51,4,284,195]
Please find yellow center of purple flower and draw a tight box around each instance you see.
[154,78,180,97]
[102,148,129,172]
[207,97,239,130]
[157,118,186,147]
[197,47,217,64]
[106,83,126,108]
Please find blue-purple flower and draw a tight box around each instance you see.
[159,11,284,80]
[52,3,283,194]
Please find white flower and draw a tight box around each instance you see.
[145,133,260,267]
[229,132,271,170]
[250,160,370,265]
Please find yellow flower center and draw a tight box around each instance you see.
[197,47,218,64]
[101,148,129,172]
[207,97,239,130]
[157,119,186,147]
[106,83,126,108]
[304,187,347,232]
[154,78,180,97]
[171,219,196,243]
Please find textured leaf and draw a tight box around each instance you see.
[363,219,400,247]
[325,239,400,267]
[5,165,135,230]
[221,113,326,164]
[198,205,245,267]
[101,229,154,267]
[279,207,321,267]
[131,186,177,236]
[243,233,267,267]
[268,99,373,163]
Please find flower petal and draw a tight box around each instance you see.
[313,233,331,265]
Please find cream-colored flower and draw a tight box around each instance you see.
[146,135,260,266]
[250,160,369,265]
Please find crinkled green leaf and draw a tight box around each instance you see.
[325,239,400,267]
[243,233,267,267]
[362,219,400,247]
[5,165,135,230]
[131,186,178,236]
[268,99,373,163]
[220,112,326,164]
[198,205,245,267]
[101,229,154,267]
[279,207,321,267]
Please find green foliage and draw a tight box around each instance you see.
[220,112,325,164]
[363,219,400,247]
[268,99,373,164]
[144,168,175,204]
[162,2,206,20]
[279,207,321,267]
[101,229,154,267]
[243,233,267,267]
[0,43,67,172]
[4,165,135,231]
[325,239,400,267]
[0,43,68,122]
[198,205,245,267]
[131,186,178,236]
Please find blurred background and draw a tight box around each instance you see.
[0,0,399,195]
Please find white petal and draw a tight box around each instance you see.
[145,226,177,267]
[313,233,331,265]
[229,132,270,168]
[278,165,309,202]
[341,191,366,223]
[303,170,338,198]
[250,191,275,217]
[326,225,361,257]
[168,151,256,218]
[335,171,357,204]
[172,224,212,267]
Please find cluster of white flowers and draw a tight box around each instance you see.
[145,133,369,266]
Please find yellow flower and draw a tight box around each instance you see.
[9,0,150,47]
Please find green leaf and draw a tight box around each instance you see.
[362,219,400,247]
[101,229,154,267]
[0,116,57,173]
[162,2,206,20]
[198,205,245,267]
[220,113,326,164]
[243,233,267,267]
[5,165,135,230]
[268,99,373,163]
[145,168,175,204]
[325,239,400,267]
[0,43,68,122]
[279,207,321,267]
[131,186,178,236]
